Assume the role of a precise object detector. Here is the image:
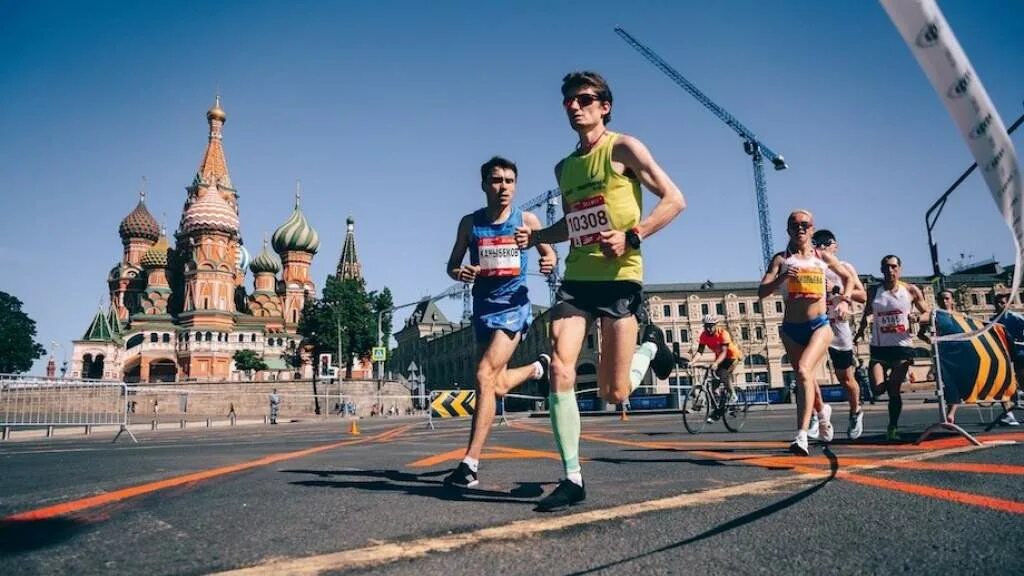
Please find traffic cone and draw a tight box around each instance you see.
[349,419,360,436]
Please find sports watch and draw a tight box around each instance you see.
[626,227,642,249]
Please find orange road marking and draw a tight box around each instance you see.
[839,472,1024,514]
[4,424,413,522]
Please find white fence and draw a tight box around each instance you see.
[0,375,136,442]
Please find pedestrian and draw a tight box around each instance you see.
[269,388,280,425]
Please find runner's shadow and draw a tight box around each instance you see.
[283,469,546,504]
[0,517,89,556]
[566,448,840,576]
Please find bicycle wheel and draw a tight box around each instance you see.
[723,399,750,432]
[682,385,711,434]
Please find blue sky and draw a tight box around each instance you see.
[1,1,1022,371]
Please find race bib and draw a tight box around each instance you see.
[786,267,825,299]
[877,310,908,334]
[567,196,612,248]
[477,236,521,277]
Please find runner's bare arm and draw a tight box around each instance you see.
[524,211,557,273]
[845,262,867,304]
[821,250,854,319]
[758,253,787,299]
[446,214,477,282]
[854,286,876,343]
[515,162,570,249]
[910,284,931,325]
[612,135,685,240]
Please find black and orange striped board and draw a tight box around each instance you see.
[935,310,1018,404]
[430,390,476,418]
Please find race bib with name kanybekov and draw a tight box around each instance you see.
[477,236,521,277]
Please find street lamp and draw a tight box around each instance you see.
[323,301,345,379]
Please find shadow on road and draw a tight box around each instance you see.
[282,468,547,504]
[566,447,840,576]
[0,517,89,556]
[590,455,730,467]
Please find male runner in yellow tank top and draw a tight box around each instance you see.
[515,71,686,511]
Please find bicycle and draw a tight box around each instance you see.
[682,365,751,434]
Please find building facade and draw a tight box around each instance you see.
[71,99,321,382]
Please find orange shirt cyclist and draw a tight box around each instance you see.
[696,314,742,401]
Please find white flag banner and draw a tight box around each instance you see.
[881,0,1024,341]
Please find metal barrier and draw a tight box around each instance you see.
[0,375,136,443]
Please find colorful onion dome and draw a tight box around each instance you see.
[271,186,319,254]
[207,95,226,122]
[250,239,281,274]
[181,187,239,235]
[119,195,160,242]
[141,234,171,269]
[236,242,251,272]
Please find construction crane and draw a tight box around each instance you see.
[615,27,788,268]
[518,187,563,305]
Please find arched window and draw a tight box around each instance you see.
[744,354,768,367]
[238,334,244,343]
[205,331,213,342]
[162,333,170,343]
[150,333,158,343]
[251,334,257,342]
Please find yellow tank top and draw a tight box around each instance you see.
[558,132,643,282]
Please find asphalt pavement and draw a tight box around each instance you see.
[1,393,1021,575]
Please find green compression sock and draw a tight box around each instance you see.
[549,391,581,476]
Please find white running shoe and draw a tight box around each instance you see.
[807,413,820,440]
[790,430,809,456]
[819,404,834,443]
[1000,412,1020,427]
[848,409,864,440]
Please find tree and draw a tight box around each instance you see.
[0,292,46,374]
[298,276,394,379]
[232,349,268,380]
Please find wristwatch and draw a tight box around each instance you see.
[626,227,642,249]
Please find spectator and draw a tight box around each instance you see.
[269,389,280,425]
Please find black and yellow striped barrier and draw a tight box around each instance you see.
[430,390,476,418]
[936,311,1017,404]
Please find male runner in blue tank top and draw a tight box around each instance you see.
[441,156,557,488]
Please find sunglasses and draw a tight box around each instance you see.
[563,93,602,108]
[812,239,835,248]
[788,221,812,231]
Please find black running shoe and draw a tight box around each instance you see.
[535,479,586,512]
[535,353,551,397]
[442,462,479,488]
[642,324,675,380]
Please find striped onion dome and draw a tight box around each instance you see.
[140,234,170,269]
[271,201,319,255]
[236,242,251,272]
[181,188,239,236]
[119,198,160,242]
[249,239,281,274]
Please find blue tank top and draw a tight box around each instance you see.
[468,207,529,306]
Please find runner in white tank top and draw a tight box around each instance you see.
[759,210,855,456]
[812,229,867,440]
[854,255,929,440]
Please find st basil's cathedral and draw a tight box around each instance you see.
[70,98,323,382]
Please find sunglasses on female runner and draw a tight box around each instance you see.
[563,93,602,108]
[788,221,812,232]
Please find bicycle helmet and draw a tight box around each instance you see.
[702,314,719,325]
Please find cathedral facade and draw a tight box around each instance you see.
[70,99,320,382]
